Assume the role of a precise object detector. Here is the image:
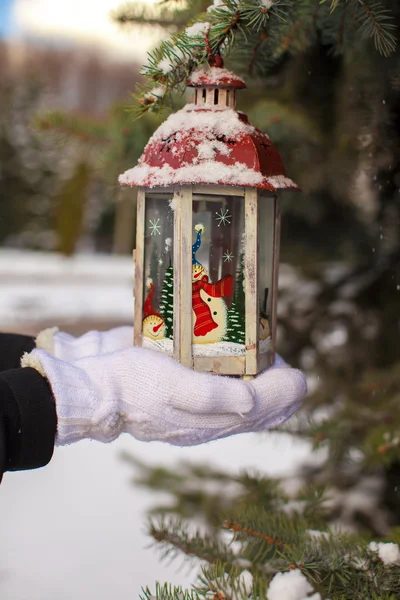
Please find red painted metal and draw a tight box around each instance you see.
[120,66,298,191]
[132,109,296,190]
[187,67,246,89]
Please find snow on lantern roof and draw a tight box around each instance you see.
[187,66,246,89]
[119,66,298,191]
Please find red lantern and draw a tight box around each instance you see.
[119,64,298,376]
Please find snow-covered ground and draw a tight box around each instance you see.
[0,249,312,599]
[0,250,134,331]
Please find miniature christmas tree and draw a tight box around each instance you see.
[224,252,245,344]
[224,302,245,344]
[159,264,174,339]
[233,253,245,324]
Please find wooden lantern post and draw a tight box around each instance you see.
[119,64,298,376]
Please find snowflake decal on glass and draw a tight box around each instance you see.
[223,251,234,263]
[215,208,232,226]
[158,258,164,266]
[149,218,161,236]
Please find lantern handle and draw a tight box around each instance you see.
[204,30,224,68]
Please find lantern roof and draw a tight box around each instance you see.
[119,66,298,191]
[186,66,246,89]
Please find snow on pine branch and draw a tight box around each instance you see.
[128,0,397,117]
[266,569,322,600]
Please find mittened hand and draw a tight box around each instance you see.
[36,326,134,361]
[22,345,306,447]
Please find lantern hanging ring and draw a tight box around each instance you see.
[204,30,224,68]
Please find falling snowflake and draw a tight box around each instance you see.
[223,251,234,262]
[149,218,161,236]
[215,208,232,226]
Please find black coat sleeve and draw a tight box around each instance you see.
[0,332,36,370]
[0,333,57,483]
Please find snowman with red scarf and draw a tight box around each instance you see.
[192,224,233,345]
[143,279,166,341]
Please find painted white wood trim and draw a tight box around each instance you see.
[173,193,182,361]
[244,188,259,375]
[173,186,193,367]
[192,185,245,197]
[134,189,145,347]
[206,88,215,105]
[218,89,227,106]
[180,186,194,367]
[193,356,245,375]
[143,187,174,195]
[270,196,281,362]
[137,186,246,197]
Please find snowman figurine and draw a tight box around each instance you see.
[191,224,233,345]
[142,279,166,341]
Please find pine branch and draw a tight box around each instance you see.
[140,582,200,600]
[149,518,237,566]
[112,1,207,30]
[34,111,110,144]
[127,452,400,597]
[355,0,397,56]
[125,0,397,114]
[223,519,292,550]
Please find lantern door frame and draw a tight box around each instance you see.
[133,185,280,376]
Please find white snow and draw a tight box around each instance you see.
[237,569,253,594]
[307,529,329,541]
[158,58,173,73]
[267,569,321,600]
[368,542,400,564]
[210,570,253,599]
[145,86,166,101]
[0,250,133,327]
[261,0,274,8]
[188,66,245,86]
[168,195,179,211]
[143,336,173,355]
[266,174,297,188]
[185,22,210,38]
[207,0,231,12]
[118,104,297,190]
[120,161,267,188]
[120,161,296,190]
[197,140,232,160]
[147,104,254,141]
[143,336,246,357]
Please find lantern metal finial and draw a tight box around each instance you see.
[186,61,246,109]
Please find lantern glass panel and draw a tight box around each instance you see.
[258,194,276,353]
[191,194,245,357]
[143,193,174,349]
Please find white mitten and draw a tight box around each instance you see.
[21,347,306,447]
[36,326,133,361]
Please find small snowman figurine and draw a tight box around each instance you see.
[142,279,166,341]
[191,224,234,344]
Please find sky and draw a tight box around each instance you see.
[0,0,162,61]
[0,0,14,36]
